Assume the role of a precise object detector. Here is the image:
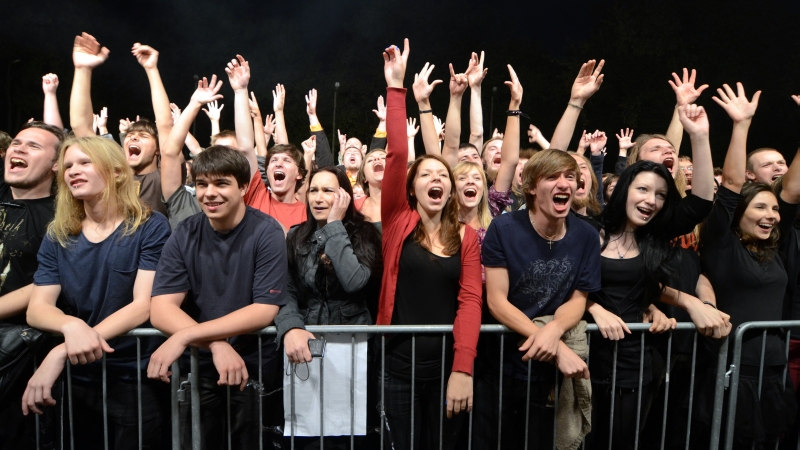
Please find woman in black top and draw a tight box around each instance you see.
[586,104,730,449]
[699,83,800,448]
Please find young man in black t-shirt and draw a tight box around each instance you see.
[475,150,601,449]
[0,121,63,450]
[147,146,287,447]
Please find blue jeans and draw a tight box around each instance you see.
[379,371,466,450]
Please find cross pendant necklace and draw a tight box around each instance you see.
[529,211,563,249]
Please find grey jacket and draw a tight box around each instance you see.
[274,220,374,344]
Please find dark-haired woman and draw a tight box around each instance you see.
[586,104,730,449]
[698,83,799,448]
[275,166,383,448]
[377,42,482,450]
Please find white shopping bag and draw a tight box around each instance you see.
[283,332,368,437]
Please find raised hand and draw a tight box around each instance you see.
[588,130,607,155]
[570,59,605,105]
[337,129,346,149]
[383,38,409,88]
[466,51,488,88]
[576,130,589,155]
[272,84,286,112]
[202,100,224,121]
[305,88,318,116]
[492,128,504,139]
[249,91,261,118]
[528,125,541,144]
[119,118,132,134]
[407,117,419,138]
[372,95,386,122]
[412,63,443,104]
[669,68,709,107]
[504,64,523,109]
[192,75,224,107]
[73,32,110,69]
[792,95,800,106]
[169,103,181,122]
[263,114,276,137]
[433,115,445,141]
[96,107,108,133]
[92,114,99,134]
[616,128,635,150]
[42,74,59,94]
[678,104,710,136]
[131,43,159,70]
[301,135,316,157]
[448,63,469,97]
[225,55,250,91]
[711,82,761,124]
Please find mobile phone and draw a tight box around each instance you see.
[308,338,326,358]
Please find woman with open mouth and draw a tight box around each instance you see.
[696,83,800,448]
[376,40,482,450]
[584,102,729,449]
[355,148,387,231]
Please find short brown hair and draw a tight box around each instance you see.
[267,144,307,192]
[210,129,237,146]
[521,150,580,211]
[627,134,674,167]
[127,120,159,151]
[746,148,782,172]
[19,121,65,159]
[191,145,251,188]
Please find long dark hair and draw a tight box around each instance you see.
[599,161,682,308]
[731,182,780,262]
[287,166,382,275]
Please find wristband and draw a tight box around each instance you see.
[702,301,717,309]
[419,109,433,114]
[506,110,531,119]
[568,102,584,110]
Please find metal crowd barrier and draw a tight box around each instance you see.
[22,322,777,450]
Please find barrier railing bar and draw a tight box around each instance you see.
[190,346,201,450]
[380,334,385,449]
[67,359,74,450]
[583,332,591,450]
[137,338,143,450]
[170,361,181,450]
[685,333,697,450]
[226,385,231,450]
[439,334,445,450]
[608,341,618,450]
[659,331,673,450]
[709,335,728,450]
[102,353,108,450]
[258,334,263,450]
[33,356,40,450]
[410,334,415,450]
[290,353,296,450]
[553,361,560,450]
[634,332,645,450]
[757,330,767,401]
[351,334,356,450]
[497,333,504,450]
[320,333,325,450]
[524,358,531,450]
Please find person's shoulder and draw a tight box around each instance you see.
[246,206,285,235]
[491,208,527,229]
[567,212,600,236]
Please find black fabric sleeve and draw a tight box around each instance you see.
[699,186,740,250]
[370,135,387,152]
[591,153,605,204]
[312,129,335,168]
[664,194,713,239]
[615,155,628,176]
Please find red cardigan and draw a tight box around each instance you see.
[377,87,483,376]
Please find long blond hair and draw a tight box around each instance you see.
[49,136,150,247]
[453,161,492,230]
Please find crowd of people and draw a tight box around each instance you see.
[0,31,798,450]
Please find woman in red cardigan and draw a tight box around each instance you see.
[377,40,483,450]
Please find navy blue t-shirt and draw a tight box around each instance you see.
[482,210,601,379]
[34,212,171,381]
[151,206,288,379]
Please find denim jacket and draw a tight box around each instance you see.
[275,220,374,344]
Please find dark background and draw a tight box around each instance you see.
[2,0,800,170]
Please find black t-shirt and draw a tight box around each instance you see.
[700,186,797,366]
[152,207,288,378]
[0,182,55,324]
[387,236,460,380]
[588,255,652,388]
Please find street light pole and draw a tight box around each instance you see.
[332,81,340,163]
[7,60,21,131]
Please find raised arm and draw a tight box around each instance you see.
[225,55,255,155]
[527,125,550,150]
[466,52,488,148]
[250,92,267,159]
[549,59,605,150]
[665,68,708,154]
[69,33,109,137]
[442,64,469,168]
[382,39,411,223]
[305,89,334,168]
[162,76,223,200]
[677,104,713,200]
[371,95,388,147]
[782,98,800,203]
[272,84,289,145]
[96,106,109,137]
[411,63,443,156]
[41,74,63,129]
[132,43,174,146]
[712,82,760,194]
[202,100,223,139]
[493,65,522,193]
[615,128,634,174]
[407,117,419,163]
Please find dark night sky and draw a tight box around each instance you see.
[3,0,800,170]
